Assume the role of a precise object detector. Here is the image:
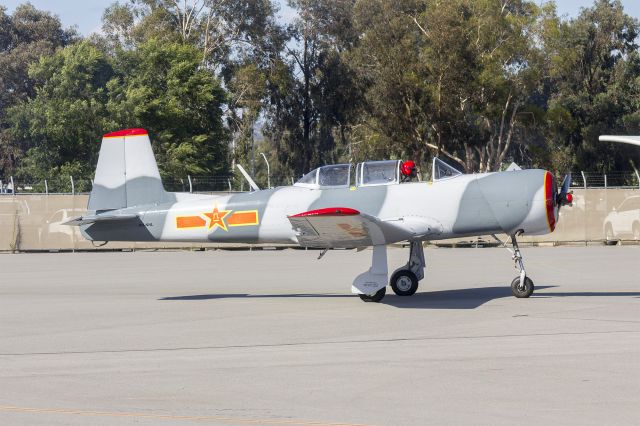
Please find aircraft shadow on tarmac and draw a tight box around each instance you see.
[159,286,640,309]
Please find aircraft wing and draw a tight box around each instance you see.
[63,213,139,226]
[288,207,438,248]
[599,135,640,147]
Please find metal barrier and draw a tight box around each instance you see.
[1,188,639,252]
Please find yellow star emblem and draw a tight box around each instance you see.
[204,205,231,231]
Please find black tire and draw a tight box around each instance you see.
[359,287,386,303]
[511,276,534,298]
[604,223,617,245]
[390,270,419,296]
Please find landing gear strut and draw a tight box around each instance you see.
[353,245,388,303]
[493,233,534,298]
[390,241,424,296]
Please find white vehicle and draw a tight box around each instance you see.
[603,196,640,240]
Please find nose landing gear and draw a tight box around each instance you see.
[493,233,535,298]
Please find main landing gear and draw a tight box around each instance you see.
[493,233,534,298]
[390,241,424,296]
[355,241,426,303]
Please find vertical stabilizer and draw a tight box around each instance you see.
[88,128,167,210]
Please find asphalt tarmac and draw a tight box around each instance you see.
[0,246,638,425]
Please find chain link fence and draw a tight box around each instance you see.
[0,175,245,194]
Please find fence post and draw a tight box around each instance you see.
[228,179,232,192]
[10,176,15,196]
[44,179,48,195]
[70,175,75,195]
[581,171,587,244]
[604,174,607,189]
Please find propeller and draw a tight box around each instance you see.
[556,173,573,210]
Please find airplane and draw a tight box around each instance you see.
[66,128,573,303]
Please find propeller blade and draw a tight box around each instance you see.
[557,173,573,208]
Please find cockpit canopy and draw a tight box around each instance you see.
[295,160,403,189]
[295,164,351,188]
[355,160,401,186]
[293,157,462,189]
[432,157,462,181]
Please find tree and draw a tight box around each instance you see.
[264,0,363,178]
[8,41,114,190]
[103,0,285,185]
[543,0,640,172]
[8,39,229,188]
[349,0,547,173]
[110,39,229,179]
[0,4,77,176]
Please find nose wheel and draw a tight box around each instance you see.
[511,276,534,298]
[492,233,535,298]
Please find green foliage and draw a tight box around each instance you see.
[109,40,229,178]
[543,0,640,173]
[263,0,362,177]
[0,4,77,176]
[7,38,228,184]
[8,41,112,184]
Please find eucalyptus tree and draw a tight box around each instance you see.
[350,0,548,173]
[542,0,640,172]
[263,0,363,177]
[0,4,77,176]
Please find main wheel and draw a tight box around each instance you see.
[390,270,419,296]
[604,223,617,245]
[359,287,386,303]
[511,276,534,298]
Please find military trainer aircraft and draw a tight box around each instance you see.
[66,128,573,302]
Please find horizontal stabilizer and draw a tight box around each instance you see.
[63,213,139,226]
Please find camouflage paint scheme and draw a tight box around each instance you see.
[69,129,562,299]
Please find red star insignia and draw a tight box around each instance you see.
[204,206,231,231]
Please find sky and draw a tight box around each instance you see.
[1,0,639,36]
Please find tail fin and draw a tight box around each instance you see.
[88,128,168,211]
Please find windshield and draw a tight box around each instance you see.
[432,157,462,181]
[296,169,318,185]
